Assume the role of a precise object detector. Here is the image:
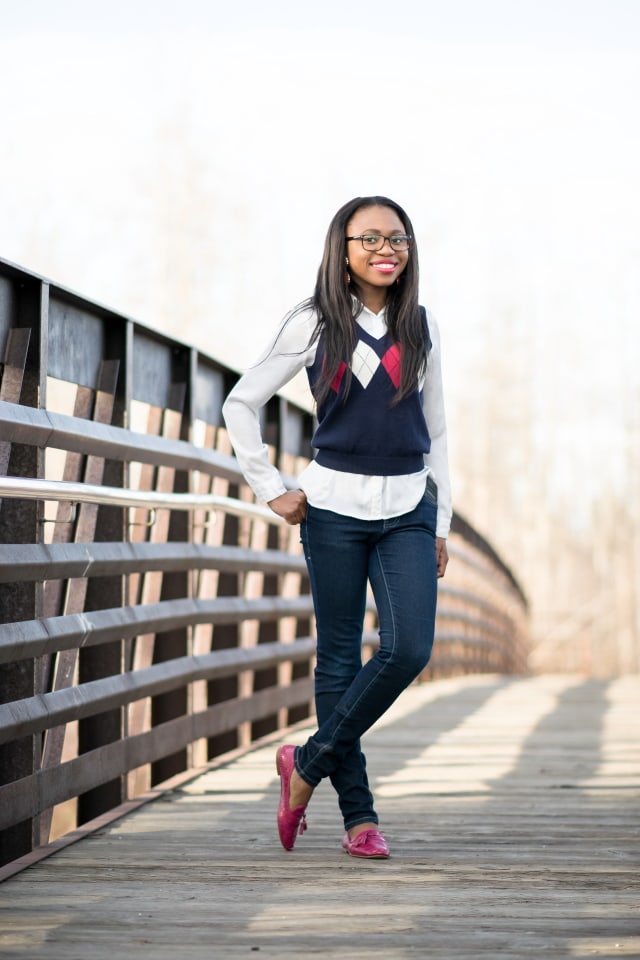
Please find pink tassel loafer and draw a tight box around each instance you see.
[342,829,390,859]
[276,745,308,851]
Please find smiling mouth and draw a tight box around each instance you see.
[371,261,398,273]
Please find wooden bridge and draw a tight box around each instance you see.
[1,673,638,959]
[0,260,637,958]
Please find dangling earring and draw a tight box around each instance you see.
[344,256,351,285]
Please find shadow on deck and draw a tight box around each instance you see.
[0,673,638,960]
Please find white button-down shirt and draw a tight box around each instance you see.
[222,301,452,538]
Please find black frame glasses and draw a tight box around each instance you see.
[345,234,412,252]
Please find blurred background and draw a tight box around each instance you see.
[1,0,638,675]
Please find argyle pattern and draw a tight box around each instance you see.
[330,342,402,393]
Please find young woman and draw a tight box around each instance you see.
[222,196,451,859]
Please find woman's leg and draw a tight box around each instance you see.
[301,505,378,828]
[296,490,438,789]
[315,690,377,830]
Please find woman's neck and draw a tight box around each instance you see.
[359,289,388,315]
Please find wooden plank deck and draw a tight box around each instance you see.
[1,674,638,959]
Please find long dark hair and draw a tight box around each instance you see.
[308,195,428,407]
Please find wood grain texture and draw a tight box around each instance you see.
[0,674,638,960]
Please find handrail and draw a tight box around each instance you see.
[0,637,319,744]
[0,542,307,584]
[0,400,242,477]
[0,475,286,525]
[0,595,319,664]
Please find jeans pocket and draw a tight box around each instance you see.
[424,474,438,506]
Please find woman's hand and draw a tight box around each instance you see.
[435,537,449,578]
[268,490,308,525]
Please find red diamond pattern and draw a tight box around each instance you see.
[330,361,348,393]
[381,344,402,389]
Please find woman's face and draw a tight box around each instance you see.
[344,205,410,303]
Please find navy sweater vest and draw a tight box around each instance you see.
[307,319,431,476]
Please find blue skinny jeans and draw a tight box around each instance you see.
[296,477,438,830]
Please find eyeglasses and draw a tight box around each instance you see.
[345,234,412,252]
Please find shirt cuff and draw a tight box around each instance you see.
[436,513,451,539]
[252,478,288,505]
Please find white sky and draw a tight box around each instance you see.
[1,0,638,540]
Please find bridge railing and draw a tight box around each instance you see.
[0,257,528,871]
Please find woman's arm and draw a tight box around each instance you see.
[222,307,317,505]
[422,312,453,542]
